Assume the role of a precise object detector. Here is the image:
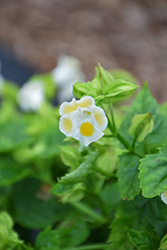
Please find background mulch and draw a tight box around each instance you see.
[0,0,167,102]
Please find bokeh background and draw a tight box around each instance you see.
[0,0,167,102]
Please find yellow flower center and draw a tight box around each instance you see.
[80,122,95,137]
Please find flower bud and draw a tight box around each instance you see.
[73,81,97,99]
[96,64,115,86]
[129,113,154,142]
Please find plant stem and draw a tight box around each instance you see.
[116,132,144,158]
[62,243,110,250]
[92,165,116,178]
[108,103,117,134]
[70,201,106,224]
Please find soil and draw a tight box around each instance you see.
[0,0,167,102]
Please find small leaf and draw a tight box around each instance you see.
[59,150,99,184]
[51,183,76,196]
[35,227,59,250]
[57,214,89,248]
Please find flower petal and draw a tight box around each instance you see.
[161,191,167,205]
[59,113,74,136]
[90,106,108,131]
[59,98,78,116]
[77,96,95,108]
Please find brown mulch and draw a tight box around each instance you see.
[0,0,167,102]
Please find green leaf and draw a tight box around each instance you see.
[109,194,167,250]
[100,181,121,221]
[117,153,140,200]
[119,83,167,151]
[33,124,66,159]
[12,178,72,229]
[59,150,99,184]
[0,156,31,186]
[35,227,59,250]
[57,214,89,248]
[128,229,159,250]
[159,234,167,250]
[139,145,167,198]
[51,183,76,196]
[0,119,33,152]
[0,211,23,250]
[1,79,19,103]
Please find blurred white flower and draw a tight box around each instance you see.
[52,55,85,103]
[17,81,44,112]
[161,191,167,205]
[59,96,108,146]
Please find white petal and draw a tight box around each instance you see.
[59,98,78,116]
[73,127,104,146]
[77,96,95,108]
[161,191,167,205]
[59,113,76,136]
[90,106,108,131]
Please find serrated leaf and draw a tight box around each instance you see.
[117,153,140,200]
[109,194,167,250]
[128,229,159,250]
[59,150,99,184]
[119,83,167,151]
[35,227,59,250]
[139,145,167,198]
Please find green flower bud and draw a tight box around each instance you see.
[73,81,97,99]
[129,113,154,142]
[96,64,115,86]
[103,79,138,103]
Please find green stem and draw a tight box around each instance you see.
[62,243,110,250]
[132,135,138,149]
[92,165,116,178]
[117,132,144,158]
[108,103,117,134]
[70,201,106,224]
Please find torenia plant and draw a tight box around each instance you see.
[56,64,167,249]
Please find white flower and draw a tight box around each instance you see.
[17,81,44,112]
[59,96,108,146]
[161,191,167,205]
[52,55,85,103]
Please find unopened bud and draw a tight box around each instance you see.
[129,113,154,142]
